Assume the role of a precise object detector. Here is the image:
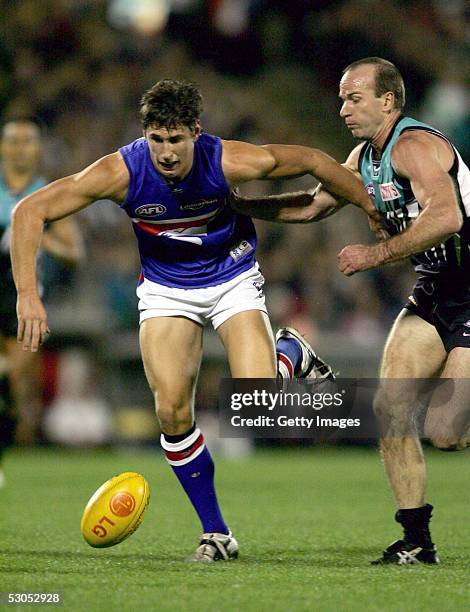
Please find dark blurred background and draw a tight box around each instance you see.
[1,0,468,447]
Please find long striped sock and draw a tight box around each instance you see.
[276,337,302,381]
[161,426,229,535]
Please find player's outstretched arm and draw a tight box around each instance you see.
[225,140,382,229]
[338,131,462,275]
[11,152,129,351]
[229,185,344,223]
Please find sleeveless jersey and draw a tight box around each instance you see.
[359,116,470,276]
[119,133,257,288]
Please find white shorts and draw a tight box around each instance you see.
[136,264,268,330]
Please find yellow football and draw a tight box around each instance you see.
[80,472,150,548]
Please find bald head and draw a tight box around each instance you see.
[342,57,405,111]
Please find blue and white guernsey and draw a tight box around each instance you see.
[359,116,470,276]
[119,133,257,288]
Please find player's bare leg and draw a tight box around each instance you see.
[217,310,276,377]
[140,316,202,435]
[0,339,15,486]
[140,316,237,561]
[5,337,42,444]
[425,347,470,451]
[375,310,445,506]
[372,310,446,564]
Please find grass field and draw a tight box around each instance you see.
[0,446,468,611]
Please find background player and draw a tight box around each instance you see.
[231,57,469,565]
[10,79,377,561]
[0,119,83,479]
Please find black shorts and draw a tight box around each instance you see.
[405,274,470,352]
[0,265,18,339]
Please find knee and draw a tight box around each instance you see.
[373,391,391,420]
[153,392,193,434]
[373,389,417,436]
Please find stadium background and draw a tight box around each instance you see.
[2,0,468,447]
[1,3,469,610]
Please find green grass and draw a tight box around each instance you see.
[0,446,468,611]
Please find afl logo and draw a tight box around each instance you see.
[135,204,167,216]
[109,491,136,517]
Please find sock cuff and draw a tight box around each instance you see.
[395,503,433,525]
[161,426,200,451]
[162,423,196,444]
[161,428,205,466]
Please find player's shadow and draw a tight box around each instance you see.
[245,546,391,567]
[0,549,180,570]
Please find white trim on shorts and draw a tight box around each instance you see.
[136,263,268,330]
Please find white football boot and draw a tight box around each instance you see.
[276,327,335,380]
[188,531,239,562]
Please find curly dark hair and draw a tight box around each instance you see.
[343,57,405,111]
[140,79,204,132]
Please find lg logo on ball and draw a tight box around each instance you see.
[91,515,116,538]
[109,492,136,517]
[88,492,136,538]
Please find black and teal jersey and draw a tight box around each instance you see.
[0,167,46,332]
[358,116,470,276]
[0,167,46,260]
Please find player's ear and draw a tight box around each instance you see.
[193,122,201,138]
[383,91,395,112]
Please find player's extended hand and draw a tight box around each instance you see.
[368,215,389,241]
[337,244,381,276]
[16,293,50,352]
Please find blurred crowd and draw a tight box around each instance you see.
[1,0,468,348]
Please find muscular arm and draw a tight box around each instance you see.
[223,140,379,221]
[11,152,129,350]
[338,131,462,275]
[230,185,344,223]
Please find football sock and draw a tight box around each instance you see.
[395,503,434,547]
[276,337,303,380]
[161,424,229,535]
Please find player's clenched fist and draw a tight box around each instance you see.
[16,294,49,352]
[337,244,381,276]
